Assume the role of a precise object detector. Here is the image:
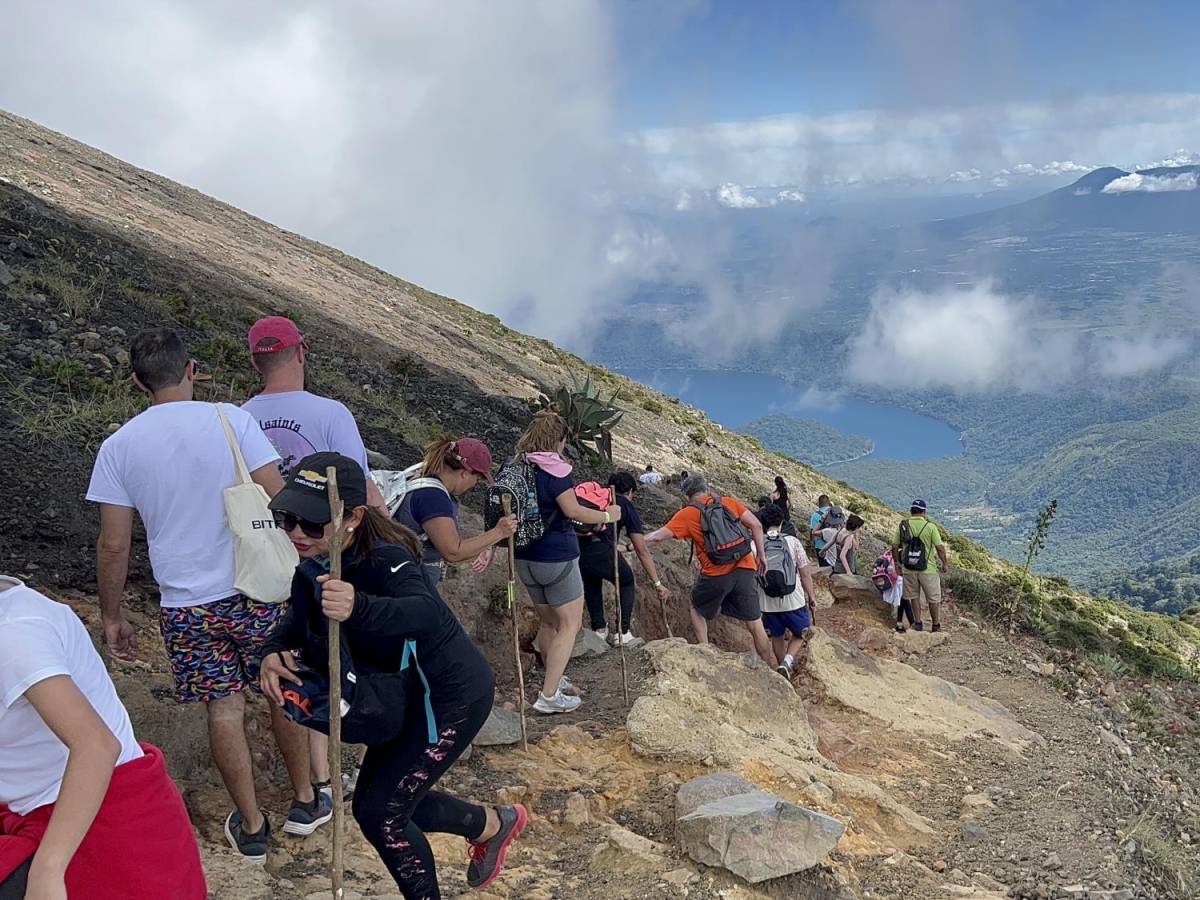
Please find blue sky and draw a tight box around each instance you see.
[615,1,1200,128]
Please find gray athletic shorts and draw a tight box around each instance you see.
[516,558,584,607]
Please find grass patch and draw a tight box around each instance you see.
[10,377,146,450]
[640,397,664,414]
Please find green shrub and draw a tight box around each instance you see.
[640,397,664,414]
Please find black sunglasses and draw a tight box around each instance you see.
[272,510,326,539]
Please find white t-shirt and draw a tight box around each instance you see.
[86,401,280,608]
[241,390,371,475]
[639,472,663,485]
[759,532,810,614]
[0,579,142,815]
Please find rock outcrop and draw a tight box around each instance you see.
[806,629,1044,753]
[627,639,931,841]
[674,773,845,882]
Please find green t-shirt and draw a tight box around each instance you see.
[894,516,943,573]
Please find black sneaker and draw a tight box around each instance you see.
[931,623,942,633]
[894,623,907,633]
[466,804,529,889]
[224,810,270,864]
[914,622,925,632]
[283,790,333,836]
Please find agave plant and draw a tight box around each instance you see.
[537,371,623,461]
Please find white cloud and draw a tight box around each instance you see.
[1137,148,1200,169]
[846,281,1194,392]
[1102,171,1199,193]
[715,183,765,208]
[776,188,806,203]
[847,282,1073,392]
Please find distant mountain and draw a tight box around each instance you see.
[931,164,1200,236]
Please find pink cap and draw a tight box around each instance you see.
[451,438,494,484]
[248,316,304,354]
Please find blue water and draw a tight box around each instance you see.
[622,368,963,462]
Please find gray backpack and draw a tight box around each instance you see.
[759,533,797,598]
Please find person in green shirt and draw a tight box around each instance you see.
[891,499,950,632]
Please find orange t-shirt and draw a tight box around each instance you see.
[665,496,757,577]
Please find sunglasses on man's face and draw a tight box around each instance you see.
[272,510,326,539]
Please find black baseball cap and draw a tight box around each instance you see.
[911,499,928,512]
[269,452,368,524]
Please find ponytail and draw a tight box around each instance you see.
[346,506,422,561]
[515,410,567,456]
[420,434,466,480]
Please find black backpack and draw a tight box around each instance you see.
[759,533,798,597]
[486,460,546,548]
[692,497,752,566]
[900,518,931,570]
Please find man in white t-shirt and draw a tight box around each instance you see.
[86,327,324,863]
[638,464,663,486]
[757,504,817,678]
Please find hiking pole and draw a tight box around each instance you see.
[502,496,529,751]
[612,488,630,708]
[325,466,346,900]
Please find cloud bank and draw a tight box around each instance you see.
[1102,171,1199,193]
[847,282,1191,392]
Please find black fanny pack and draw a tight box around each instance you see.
[280,637,430,747]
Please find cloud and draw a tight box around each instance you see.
[715,183,764,209]
[846,281,1194,392]
[713,183,806,208]
[1102,171,1199,193]
[847,282,1073,391]
[636,93,1200,192]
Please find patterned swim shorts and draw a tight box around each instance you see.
[159,594,284,703]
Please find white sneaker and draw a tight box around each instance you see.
[558,676,581,697]
[611,631,644,649]
[593,628,609,642]
[533,689,582,714]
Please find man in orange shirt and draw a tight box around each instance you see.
[645,475,774,664]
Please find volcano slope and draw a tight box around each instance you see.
[1,109,1199,898]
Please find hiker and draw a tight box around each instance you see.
[243,314,384,808]
[892,499,949,632]
[820,511,864,574]
[258,453,526,898]
[393,435,517,586]
[770,476,797,536]
[676,470,690,490]
[241,315,385,509]
[0,577,206,899]
[644,475,774,664]
[756,505,817,678]
[809,494,832,560]
[814,505,848,570]
[870,551,911,631]
[639,464,663,486]
[86,327,321,861]
[509,411,618,714]
[579,472,670,647]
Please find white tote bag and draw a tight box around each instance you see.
[217,407,299,604]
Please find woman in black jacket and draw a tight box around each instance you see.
[258,452,525,898]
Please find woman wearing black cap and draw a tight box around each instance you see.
[258,452,526,897]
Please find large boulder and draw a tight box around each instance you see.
[627,639,930,839]
[830,573,884,606]
[806,629,1044,753]
[676,772,759,818]
[474,706,523,747]
[676,782,845,882]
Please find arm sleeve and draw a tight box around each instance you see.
[85,441,133,507]
[347,556,447,640]
[0,620,70,708]
[788,536,810,569]
[725,497,749,518]
[229,405,281,472]
[260,572,309,658]
[410,488,456,526]
[929,523,944,547]
[664,509,692,540]
[620,497,644,536]
[329,402,371,473]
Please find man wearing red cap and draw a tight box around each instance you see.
[241,315,384,823]
[242,316,385,510]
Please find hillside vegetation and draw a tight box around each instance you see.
[742,412,873,466]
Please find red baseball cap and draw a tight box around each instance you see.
[451,438,494,484]
[248,316,304,354]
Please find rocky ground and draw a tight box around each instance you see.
[48,569,1199,900]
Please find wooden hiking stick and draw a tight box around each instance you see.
[611,488,630,708]
[502,495,529,751]
[325,466,346,899]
